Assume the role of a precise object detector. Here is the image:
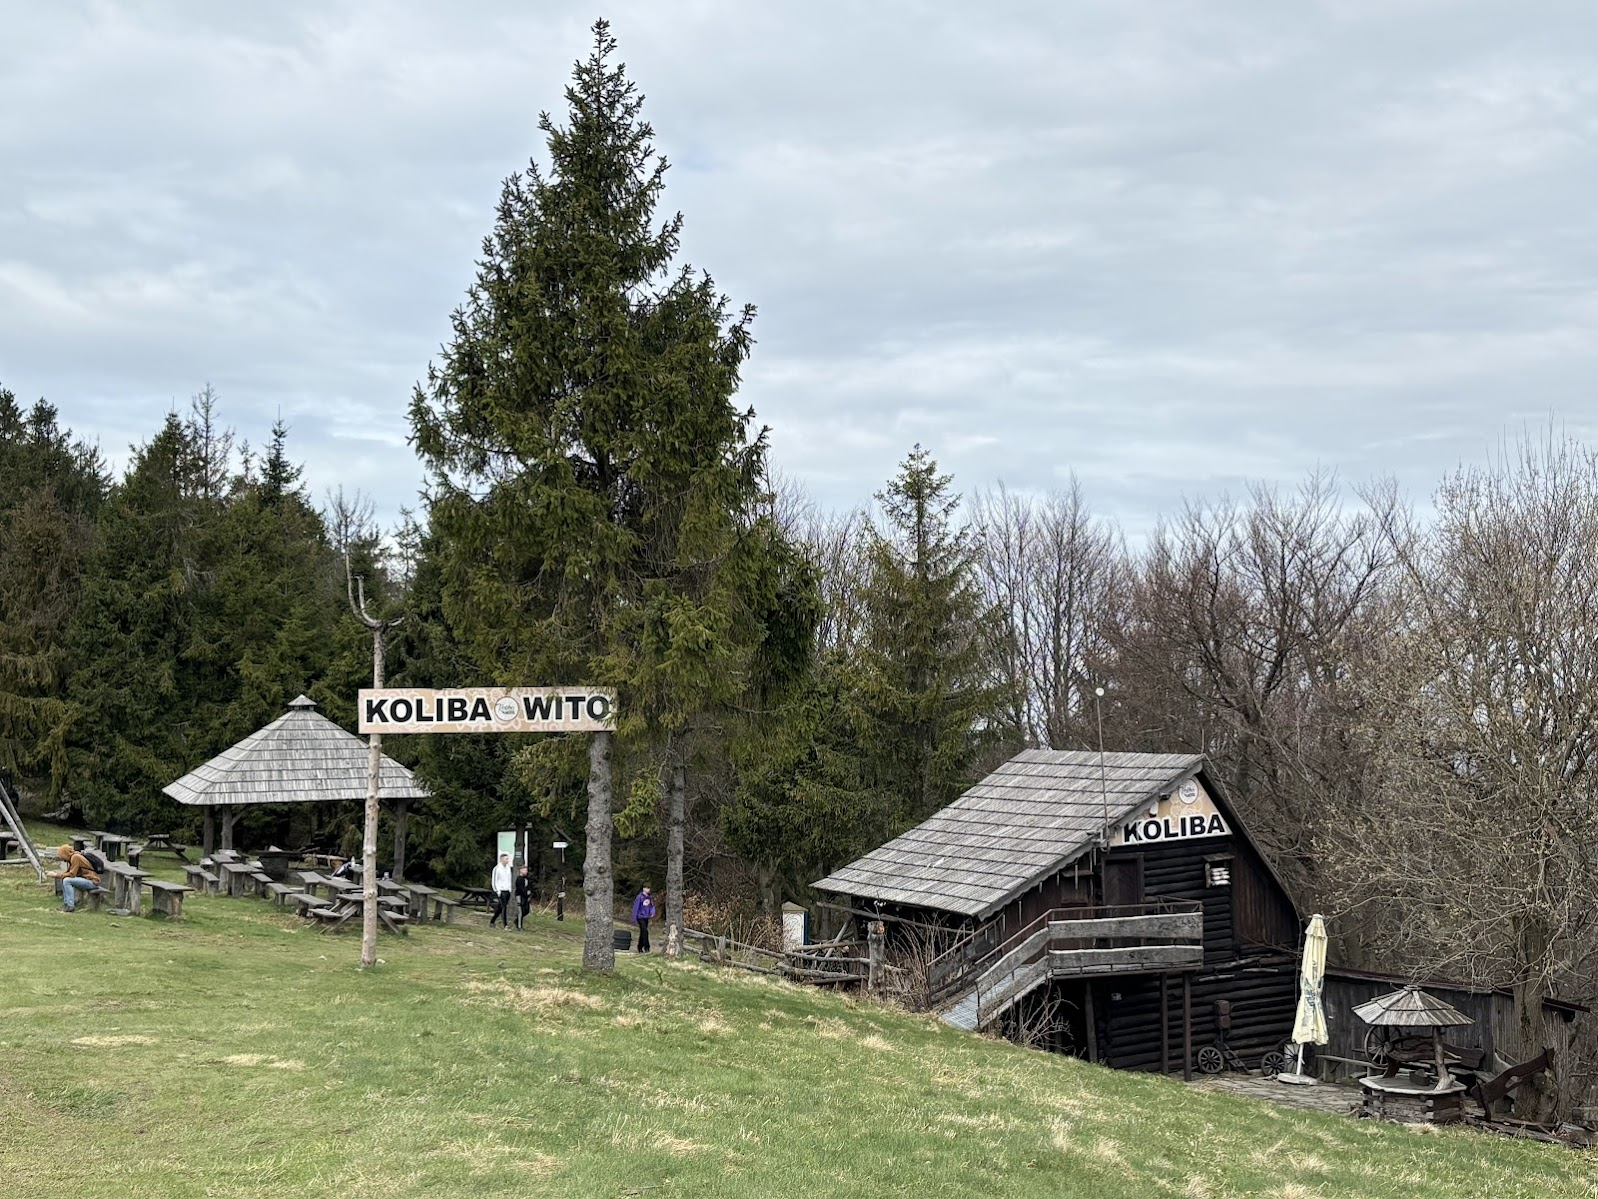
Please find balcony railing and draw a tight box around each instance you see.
[931,900,1204,1012]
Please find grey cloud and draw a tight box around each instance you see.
[1,1,1596,539]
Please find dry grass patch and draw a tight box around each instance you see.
[462,978,606,1015]
[71,1034,156,1047]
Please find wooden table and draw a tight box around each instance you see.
[219,861,256,899]
[136,833,190,861]
[96,833,132,862]
[457,887,493,908]
[106,862,151,915]
[404,884,438,923]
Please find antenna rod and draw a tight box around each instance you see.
[1095,686,1108,845]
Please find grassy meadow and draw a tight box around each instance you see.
[1,835,1595,1198]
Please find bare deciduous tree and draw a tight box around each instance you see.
[1321,433,1598,1119]
[972,479,1125,749]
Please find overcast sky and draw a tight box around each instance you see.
[3,1,1595,535]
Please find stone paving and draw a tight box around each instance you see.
[1191,1071,1364,1118]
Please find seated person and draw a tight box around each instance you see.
[47,845,101,912]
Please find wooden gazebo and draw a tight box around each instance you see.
[163,695,428,873]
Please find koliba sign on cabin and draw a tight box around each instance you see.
[358,687,617,734]
[1108,777,1231,847]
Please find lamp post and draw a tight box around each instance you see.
[552,840,568,921]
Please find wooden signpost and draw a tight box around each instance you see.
[358,686,617,967]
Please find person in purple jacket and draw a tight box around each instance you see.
[631,884,656,953]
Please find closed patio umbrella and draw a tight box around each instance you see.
[1279,913,1328,1086]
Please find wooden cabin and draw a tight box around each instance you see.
[814,750,1301,1077]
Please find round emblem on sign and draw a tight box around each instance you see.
[494,696,519,722]
[1178,780,1199,804]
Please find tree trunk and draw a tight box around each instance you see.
[392,797,408,884]
[1511,916,1560,1120]
[582,730,616,972]
[220,807,237,852]
[361,627,384,970]
[202,808,215,858]
[664,758,685,958]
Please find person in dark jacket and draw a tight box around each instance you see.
[631,885,656,953]
[513,866,533,931]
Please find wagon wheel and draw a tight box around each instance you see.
[1197,1045,1225,1074]
[1259,1050,1287,1078]
[1363,1028,1389,1068]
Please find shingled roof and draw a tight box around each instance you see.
[813,749,1204,919]
[163,695,429,807]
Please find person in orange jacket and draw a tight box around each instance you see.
[47,845,101,912]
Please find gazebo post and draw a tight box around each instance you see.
[392,798,408,884]
[221,807,237,852]
[203,807,216,858]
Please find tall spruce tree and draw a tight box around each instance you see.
[0,390,106,790]
[411,21,772,971]
[854,446,1006,827]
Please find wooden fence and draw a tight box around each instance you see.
[681,926,874,988]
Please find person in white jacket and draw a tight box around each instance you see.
[489,853,513,928]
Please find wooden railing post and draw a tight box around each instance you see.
[867,921,885,993]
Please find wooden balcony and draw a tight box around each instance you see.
[934,902,1205,1027]
[1043,908,1203,976]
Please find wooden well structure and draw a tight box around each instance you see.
[1353,984,1473,1124]
[163,695,428,876]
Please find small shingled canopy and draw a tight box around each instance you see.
[1353,985,1473,1029]
[163,695,428,860]
[1354,984,1472,1088]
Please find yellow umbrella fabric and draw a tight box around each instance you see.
[1290,914,1329,1046]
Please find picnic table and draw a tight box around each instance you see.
[105,862,151,915]
[253,847,296,882]
[95,833,132,862]
[307,891,408,936]
[457,887,494,908]
[218,861,256,899]
[136,832,190,861]
[404,883,438,923]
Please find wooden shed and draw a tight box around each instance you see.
[814,750,1301,1077]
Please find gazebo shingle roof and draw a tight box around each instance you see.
[1353,985,1474,1028]
[813,749,1205,919]
[163,695,428,807]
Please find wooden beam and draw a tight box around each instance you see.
[1160,972,1170,1076]
[220,807,237,853]
[1182,973,1193,1083]
[1047,945,1204,974]
[1084,983,1098,1064]
[392,798,408,883]
[1048,913,1204,942]
[202,808,215,858]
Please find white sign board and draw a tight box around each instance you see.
[358,687,616,734]
[1107,777,1231,848]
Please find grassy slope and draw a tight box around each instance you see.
[1,844,1594,1198]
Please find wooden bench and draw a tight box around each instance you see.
[146,880,194,919]
[55,878,111,911]
[249,871,274,896]
[264,882,301,906]
[430,895,461,924]
[183,864,220,894]
[288,892,332,915]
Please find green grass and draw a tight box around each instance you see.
[1,845,1594,1198]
